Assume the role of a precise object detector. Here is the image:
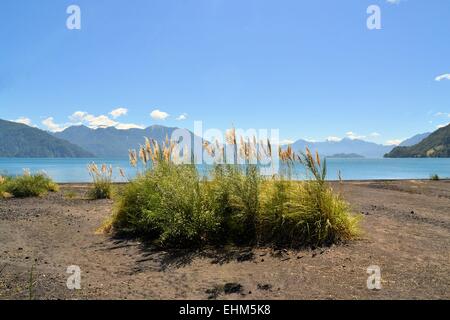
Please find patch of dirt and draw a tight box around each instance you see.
[0,182,449,300]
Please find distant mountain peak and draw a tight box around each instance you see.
[291,136,394,158]
[399,132,431,147]
[54,124,200,158]
[0,119,94,158]
[385,125,449,158]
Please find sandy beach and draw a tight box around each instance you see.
[1,180,449,300]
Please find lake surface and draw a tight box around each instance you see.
[0,158,449,182]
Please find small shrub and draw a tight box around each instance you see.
[87,163,113,199]
[430,174,440,181]
[112,163,219,246]
[0,172,58,198]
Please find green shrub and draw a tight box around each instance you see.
[113,163,220,246]
[107,138,360,248]
[87,163,113,199]
[430,174,440,181]
[0,172,58,198]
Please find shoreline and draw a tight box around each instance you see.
[53,178,450,186]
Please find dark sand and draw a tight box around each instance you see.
[1,180,449,300]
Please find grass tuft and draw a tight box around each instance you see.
[0,172,58,198]
[87,163,113,199]
[430,174,440,181]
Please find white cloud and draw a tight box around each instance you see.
[386,139,403,146]
[109,108,128,119]
[434,112,450,117]
[150,109,169,120]
[42,117,67,132]
[437,123,450,129]
[386,0,402,4]
[68,111,144,130]
[326,136,342,142]
[115,123,145,130]
[70,111,89,122]
[84,114,118,128]
[176,113,188,121]
[370,132,381,137]
[280,139,294,145]
[435,74,450,81]
[346,131,366,140]
[13,117,32,126]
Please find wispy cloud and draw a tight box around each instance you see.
[42,108,144,132]
[386,139,403,146]
[435,74,450,81]
[71,111,144,130]
[437,122,450,129]
[42,117,68,132]
[280,139,294,145]
[326,136,342,142]
[176,113,188,121]
[13,117,32,126]
[434,112,450,117]
[346,131,366,140]
[150,109,169,120]
[109,107,128,119]
[370,132,381,137]
[386,0,402,4]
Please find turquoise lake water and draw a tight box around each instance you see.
[0,158,449,182]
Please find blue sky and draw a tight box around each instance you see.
[0,0,449,145]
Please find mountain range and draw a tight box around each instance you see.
[0,118,442,158]
[290,138,394,158]
[54,125,400,159]
[399,132,431,147]
[385,124,450,158]
[53,125,201,158]
[0,119,93,158]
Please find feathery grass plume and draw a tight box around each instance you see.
[145,137,152,153]
[226,127,237,145]
[225,127,238,164]
[163,144,171,163]
[129,149,137,167]
[87,162,113,199]
[299,147,327,183]
[139,145,148,167]
[267,138,272,157]
[153,140,160,162]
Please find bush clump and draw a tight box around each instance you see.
[0,171,58,198]
[430,174,440,181]
[107,136,360,248]
[87,163,113,199]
